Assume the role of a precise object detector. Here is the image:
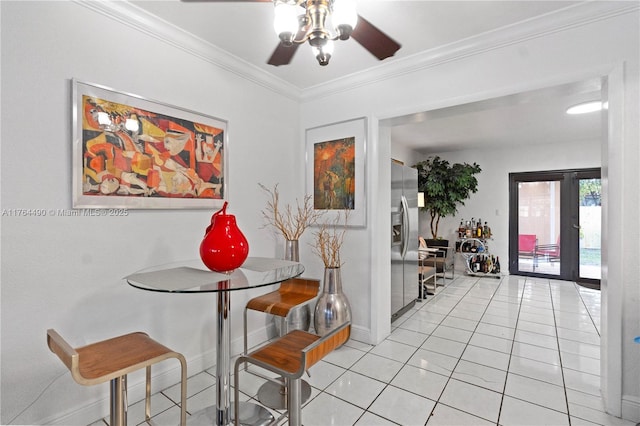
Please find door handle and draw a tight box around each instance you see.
[400,195,409,258]
[573,224,580,229]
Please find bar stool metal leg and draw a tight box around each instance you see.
[145,366,151,423]
[110,375,126,426]
[288,377,302,426]
[46,329,187,426]
[257,317,312,409]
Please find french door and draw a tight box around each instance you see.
[508,168,601,286]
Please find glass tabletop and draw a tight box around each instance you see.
[125,257,304,293]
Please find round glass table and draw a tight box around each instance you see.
[126,257,304,426]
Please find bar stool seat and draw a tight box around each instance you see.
[234,322,350,426]
[244,277,320,321]
[47,329,187,426]
[243,278,320,409]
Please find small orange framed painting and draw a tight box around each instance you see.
[306,117,367,227]
[72,79,227,209]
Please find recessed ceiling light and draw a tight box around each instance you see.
[566,101,604,115]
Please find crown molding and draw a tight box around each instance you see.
[75,1,637,104]
[73,0,302,101]
[301,1,640,102]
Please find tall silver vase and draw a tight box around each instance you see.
[314,267,351,341]
[275,239,311,333]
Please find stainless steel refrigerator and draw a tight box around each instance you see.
[391,161,419,321]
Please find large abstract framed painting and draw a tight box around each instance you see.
[306,117,367,227]
[72,79,227,209]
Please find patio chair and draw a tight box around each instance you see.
[535,236,560,262]
[518,234,538,258]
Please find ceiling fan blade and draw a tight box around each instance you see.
[350,15,401,60]
[267,43,301,66]
[267,24,308,66]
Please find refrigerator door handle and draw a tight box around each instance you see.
[401,195,410,258]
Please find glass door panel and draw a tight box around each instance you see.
[517,180,561,275]
[579,178,601,281]
[509,168,601,285]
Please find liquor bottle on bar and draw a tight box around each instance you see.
[476,218,483,237]
[483,221,491,239]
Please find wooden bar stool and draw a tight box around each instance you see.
[243,277,320,408]
[234,322,350,426]
[47,329,187,426]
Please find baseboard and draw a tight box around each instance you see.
[348,323,370,344]
[43,348,215,425]
[42,319,363,425]
[622,394,640,423]
[41,324,276,425]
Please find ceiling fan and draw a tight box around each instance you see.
[182,0,401,66]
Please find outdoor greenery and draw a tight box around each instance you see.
[413,156,482,238]
[581,248,601,265]
[579,178,601,206]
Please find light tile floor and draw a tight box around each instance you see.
[91,275,637,426]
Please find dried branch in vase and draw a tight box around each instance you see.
[312,210,350,268]
[259,183,323,241]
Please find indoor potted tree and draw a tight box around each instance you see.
[413,156,482,239]
[413,156,481,283]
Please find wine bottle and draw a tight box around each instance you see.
[495,256,501,273]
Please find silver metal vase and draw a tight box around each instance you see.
[275,239,311,333]
[314,267,351,341]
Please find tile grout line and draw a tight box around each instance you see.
[421,275,506,425]
[100,276,604,426]
[495,275,527,426]
[548,279,573,426]
[573,281,602,337]
[359,277,468,425]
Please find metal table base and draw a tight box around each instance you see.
[257,378,311,409]
[188,402,274,426]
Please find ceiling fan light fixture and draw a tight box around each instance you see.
[273,1,299,44]
[332,0,357,39]
[265,0,400,66]
[312,39,333,66]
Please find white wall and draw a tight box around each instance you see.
[2,1,639,424]
[420,138,601,267]
[300,5,639,422]
[0,1,303,424]
[390,144,421,168]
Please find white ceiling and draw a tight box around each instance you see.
[132,0,584,89]
[131,0,604,153]
[388,78,603,155]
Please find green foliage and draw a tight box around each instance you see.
[413,156,482,238]
[579,178,601,206]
